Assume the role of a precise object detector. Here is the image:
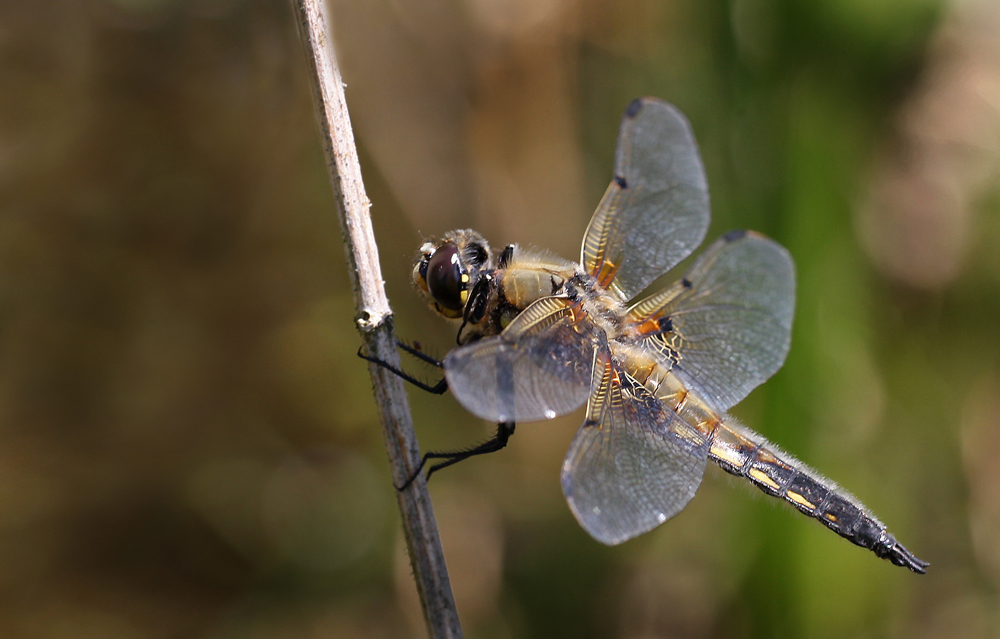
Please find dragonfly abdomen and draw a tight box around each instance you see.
[630,362,923,571]
[708,420,928,573]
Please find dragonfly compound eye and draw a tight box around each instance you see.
[426,242,466,312]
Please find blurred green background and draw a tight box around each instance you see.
[2,0,1000,637]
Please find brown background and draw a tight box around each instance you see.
[1,0,999,637]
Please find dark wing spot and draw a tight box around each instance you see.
[614,174,628,189]
[681,278,693,289]
[658,316,673,333]
[625,98,643,118]
[722,229,747,243]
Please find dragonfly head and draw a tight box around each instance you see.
[413,229,492,320]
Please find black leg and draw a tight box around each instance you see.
[358,344,448,394]
[397,340,444,368]
[397,421,516,490]
[359,340,515,489]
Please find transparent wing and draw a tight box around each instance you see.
[628,230,795,412]
[444,297,601,423]
[561,350,709,545]
[582,98,710,302]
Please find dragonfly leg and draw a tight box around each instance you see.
[397,340,444,368]
[396,421,516,490]
[357,343,448,394]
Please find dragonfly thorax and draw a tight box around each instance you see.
[566,273,631,342]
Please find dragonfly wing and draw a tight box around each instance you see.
[582,98,710,302]
[561,350,709,545]
[629,230,795,412]
[444,297,600,423]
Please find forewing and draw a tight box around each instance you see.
[582,98,710,302]
[561,351,709,545]
[629,230,795,412]
[444,297,600,423]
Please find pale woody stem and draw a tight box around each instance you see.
[289,0,463,636]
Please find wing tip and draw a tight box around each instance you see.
[563,497,630,546]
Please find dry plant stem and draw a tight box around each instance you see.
[290,1,462,637]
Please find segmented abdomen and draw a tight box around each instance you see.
[706,420,927,572]
[709,421,887,549]
[627,354,928,573]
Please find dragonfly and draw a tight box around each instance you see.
[365,97,928,573]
